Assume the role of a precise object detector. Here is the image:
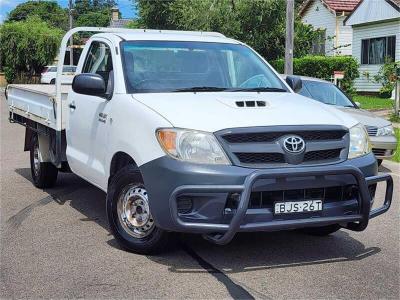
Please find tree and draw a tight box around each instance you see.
[7,1,68,30]
[75,11,112,27]
[74,0,117,14]
[133,0,176,29]
[74,0,117,27]
[0,17,63,83]
[132,0,318,61]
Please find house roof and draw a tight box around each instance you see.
[109,19,131,28]
[388,0,400,8]
[300,0,361,16]
[344,0,400,26]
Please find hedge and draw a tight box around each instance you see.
[270,56,359,95]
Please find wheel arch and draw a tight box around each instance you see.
[108,151,139,185]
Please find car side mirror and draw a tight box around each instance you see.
[355,101,361,108]
[285,75,303,93]
[72,73,106,97]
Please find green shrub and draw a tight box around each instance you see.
[0,16,63,83]
[4,66,16,83]
[270,56,359,95]
[373,58,399,99]
[379,85,394,99]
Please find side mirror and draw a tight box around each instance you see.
[286,75,303,93]
[72,73,106,97]
[355,101,361,108]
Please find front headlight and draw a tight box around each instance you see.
[377,125,395,136]
[348,123,371,159]
[156,128,231,165]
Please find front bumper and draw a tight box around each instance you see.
[140,153,393,245]
[370,135,398,159]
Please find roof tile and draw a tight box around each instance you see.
[389,0,400,7]
[323,0,360,12]
[300,0,361,15]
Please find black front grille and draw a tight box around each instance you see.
[226,185,360,210]
[222,130,346,144]
[304,149,342,162]
[225,182,377,211]
[372,148,388,156]
[234,149,342,165]
[216,126,348,167]
[366,126,378,136]
[235,152,285,164]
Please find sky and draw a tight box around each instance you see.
[0,0,137,24]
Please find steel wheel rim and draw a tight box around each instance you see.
[33,144,40,176]
[117,185,155,238]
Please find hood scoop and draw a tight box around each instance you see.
[235,100,267,108]
[216,96,272,109]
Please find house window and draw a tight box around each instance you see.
[311,29,326,55]
[361,36,396,64]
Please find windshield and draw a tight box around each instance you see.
[121,41,288,93]
[299,80,354,107]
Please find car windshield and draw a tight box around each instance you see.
[299,80,354,107]
[121,41,288,93]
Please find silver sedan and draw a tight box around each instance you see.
[282,75,397,165]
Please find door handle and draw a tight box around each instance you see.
[69,102,76,110]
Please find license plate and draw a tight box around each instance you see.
[274,200,323,214]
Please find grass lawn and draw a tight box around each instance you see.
[393,128,400,163]
[353,95,394,110]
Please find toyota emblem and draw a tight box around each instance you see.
[283,136,305,153]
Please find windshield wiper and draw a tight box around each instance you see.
[229,87,288,92]
[173,86,228,92]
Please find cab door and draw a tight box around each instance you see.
[66,39,115,189]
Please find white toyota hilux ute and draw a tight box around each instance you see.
[6,28,393,254]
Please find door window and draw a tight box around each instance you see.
[83,41,114,90]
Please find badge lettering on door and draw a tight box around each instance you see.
[98,113,107,123]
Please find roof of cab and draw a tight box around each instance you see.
[92,29,241,44]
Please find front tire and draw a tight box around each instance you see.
[30,134,58,188]
[301,224,341,236]
[377,159,383,166]
[106,165,169,254]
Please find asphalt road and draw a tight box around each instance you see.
[1,94,399,299]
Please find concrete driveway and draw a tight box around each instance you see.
[1,95,399,299]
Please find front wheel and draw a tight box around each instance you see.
[106,165,170,254]
[30,134,58,188]
[301,224,341,236]
[377,159,383,166]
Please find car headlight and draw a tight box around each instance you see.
[156,128,231,165]
[348,123,372,159]
[377,125,395,136]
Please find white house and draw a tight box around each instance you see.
[345,0,400,93]
[300,0,360,56]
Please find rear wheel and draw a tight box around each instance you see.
[106,165,169,254]
[50,78,56,84]
[30,134,58,188]
[301,224,341,236]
